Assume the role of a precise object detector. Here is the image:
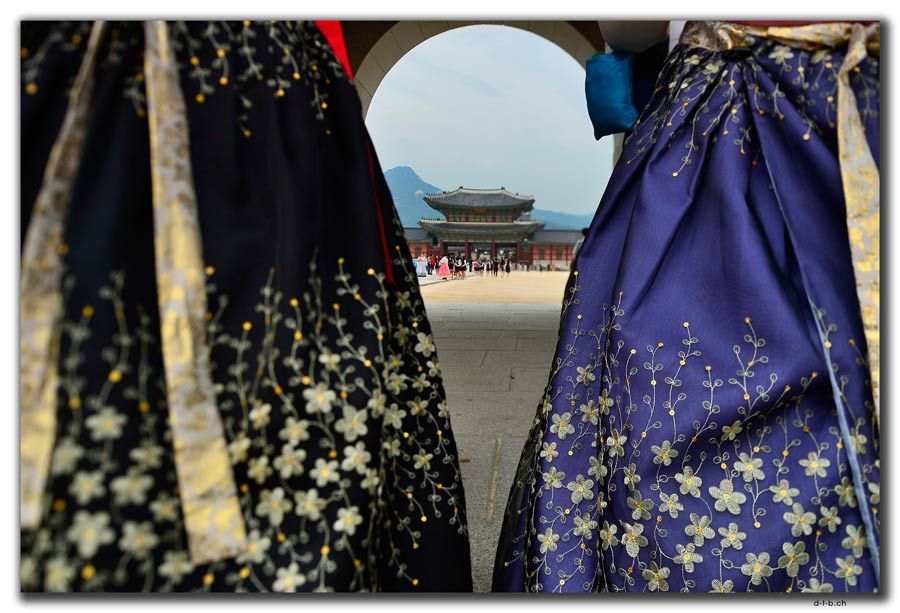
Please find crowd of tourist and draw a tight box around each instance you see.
[415,254,530,280]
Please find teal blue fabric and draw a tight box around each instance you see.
[585,50,639,140]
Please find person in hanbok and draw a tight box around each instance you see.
[20,20,472,592]
[416,254,428,277]
[437,256,451,279]
[494,20,880,594]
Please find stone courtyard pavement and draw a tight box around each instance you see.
[419,272,569,592]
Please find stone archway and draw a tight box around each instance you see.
[342,21,604,117]
[340,21,608,592]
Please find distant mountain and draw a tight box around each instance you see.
[384,165,595,230]
[531,208,594,231]
[383,166,445,227]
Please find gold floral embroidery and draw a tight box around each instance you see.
[167,21,345,135]
[22,21,347,134]
[677,21,880,419]
[503,291,878,593]
[21,248,468,591]
[623,21,879,422]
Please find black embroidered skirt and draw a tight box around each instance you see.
[20,20,472,592]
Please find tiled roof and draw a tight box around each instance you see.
[418,220,543,235]
[403,227,433,242]
[423,187,535,209]
[528,229,585,244]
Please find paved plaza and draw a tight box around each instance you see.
[419,271,569,591]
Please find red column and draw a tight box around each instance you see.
[464,239,470,259]
[491,240,496,259]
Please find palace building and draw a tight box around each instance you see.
[403,187,583,269]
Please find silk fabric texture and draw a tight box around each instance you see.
[20,20,472,592]
[494,21,880,593]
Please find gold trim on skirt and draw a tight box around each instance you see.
[143,20,247,564]
[20,21,107,529]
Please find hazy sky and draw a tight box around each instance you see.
[365,24,615,216]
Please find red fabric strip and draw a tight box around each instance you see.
[365,140,395,285]
[315,20,354,80]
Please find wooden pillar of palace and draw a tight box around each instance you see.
[464,239,470,260]
[491,240,496,259]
